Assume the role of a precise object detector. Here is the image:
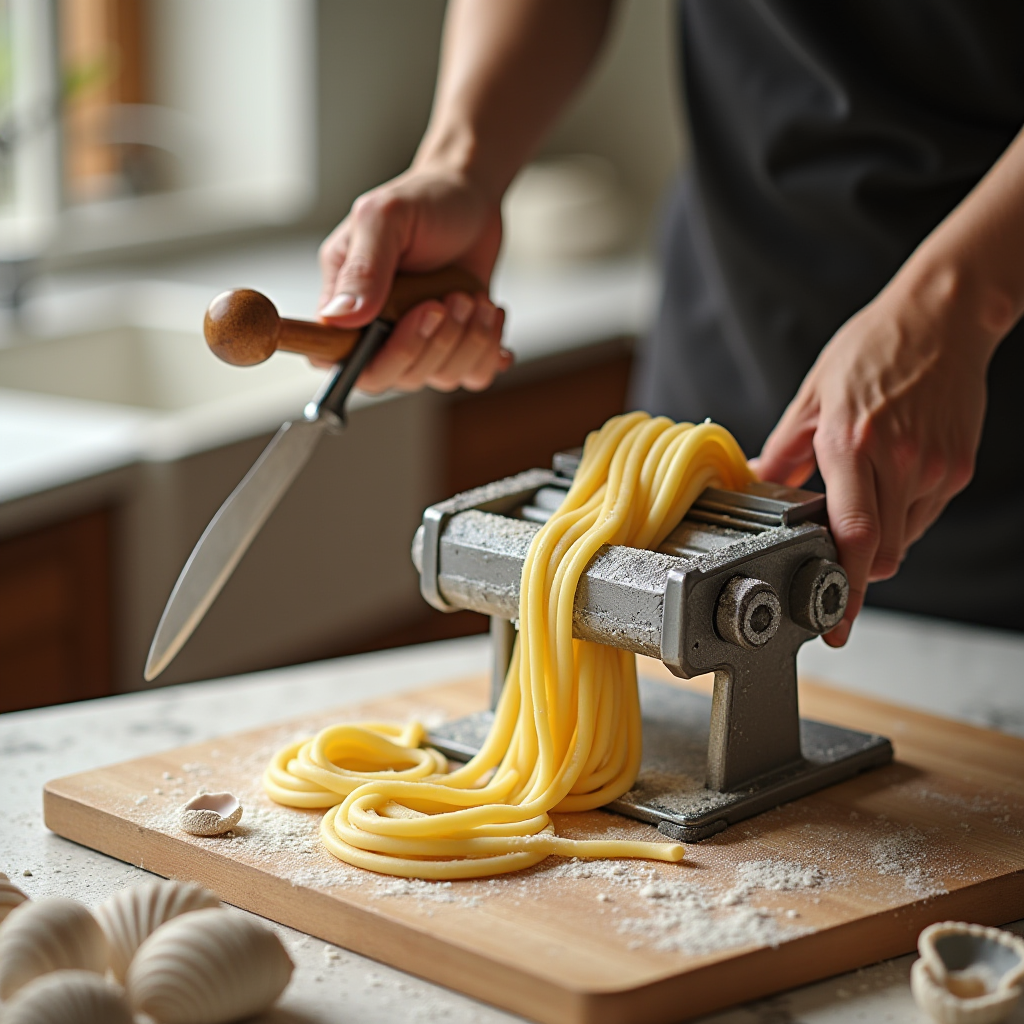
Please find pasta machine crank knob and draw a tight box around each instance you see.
[789,558,849,634]
[715,576,782,650]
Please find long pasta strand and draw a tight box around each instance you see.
[264,413,752,878]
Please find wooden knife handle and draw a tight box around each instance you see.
[204,266,485,367]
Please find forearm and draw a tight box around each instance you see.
[415,0,615,200]
[888,123,1024,363]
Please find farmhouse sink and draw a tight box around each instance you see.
[0,316,327,462]
[0,322,323,410]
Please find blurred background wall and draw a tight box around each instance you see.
[0,0,686,712]
[312,0,684,241]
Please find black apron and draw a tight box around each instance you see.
[632,0,1024,631]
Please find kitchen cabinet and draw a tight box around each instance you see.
[0,508,113,712]
[444,338,633,494]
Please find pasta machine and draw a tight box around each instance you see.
[412,450,893,841]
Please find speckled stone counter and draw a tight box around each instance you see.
[3,615,1023,1024]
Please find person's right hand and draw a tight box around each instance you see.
[317,164,511,394]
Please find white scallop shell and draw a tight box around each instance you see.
[912,921,1024,1024]
[0,871,29,923]
[0,970,133,1024]
[94,879,221,982]
[126,907,293,1024]
[0,898,107,1001]
[178,792,243,836]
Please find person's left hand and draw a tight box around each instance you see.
[751,272,997,647]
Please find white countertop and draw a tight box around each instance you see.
[0,240,657,504]
[0,389,147,501]
[3,611,1023,1023]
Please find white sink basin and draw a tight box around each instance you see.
[0,323,321,413]
[0,308,329,498]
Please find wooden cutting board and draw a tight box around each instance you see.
[44,664,1024,1024]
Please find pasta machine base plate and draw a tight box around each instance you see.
[428,676,892,842]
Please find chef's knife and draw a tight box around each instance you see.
[144,267,484,682]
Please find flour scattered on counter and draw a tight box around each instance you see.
[373,878,481,907]
[720,858,832,905]
[619,881,800,955]
[736,858,830,891]
[543,857,636,883]
[222,801,358,889]
[144,788,357,891]
[521,854,819,955]
[868,827,953,898]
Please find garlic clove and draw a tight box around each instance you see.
[178,792,242,837]
[94,879,220,982]
[0,870,30,924]
[127,907,293,1024]
[0,970,133,1024]
[0,899,108,1001]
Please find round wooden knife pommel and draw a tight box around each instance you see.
[204,266,485,367]
[204,288,360,367]
[205,289,283,366]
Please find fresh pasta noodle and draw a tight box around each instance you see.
[264,413,753,879]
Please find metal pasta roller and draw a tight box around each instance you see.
[411,449,893,841]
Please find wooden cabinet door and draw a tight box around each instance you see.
[0,509,113,712]
[444,341,633,494]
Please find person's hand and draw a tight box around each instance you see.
[317,164,512,394]
[752,273,996,647]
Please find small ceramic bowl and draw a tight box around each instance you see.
[912,921,1024,1024]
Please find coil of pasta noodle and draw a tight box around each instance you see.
[264,412,753,878]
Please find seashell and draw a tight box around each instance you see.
[912,921,1024,1024]
[126,907,293,1024]
[0,970,133,1024]
[0,898,107,1000]
[94,879,221,982]
[0,871,29,923]
[178,792,243,836]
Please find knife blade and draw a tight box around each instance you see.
[144,418,326,681]
[144,266,485,682]
[143,318,392,681]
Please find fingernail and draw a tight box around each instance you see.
[450,293,473,325]
[420,307,445,339]
[499,347,513,360]
[321,293,362,317]
[477,300,497,330]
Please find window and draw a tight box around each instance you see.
[0,0,315,262]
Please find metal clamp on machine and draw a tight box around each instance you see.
[412,449,893,841]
